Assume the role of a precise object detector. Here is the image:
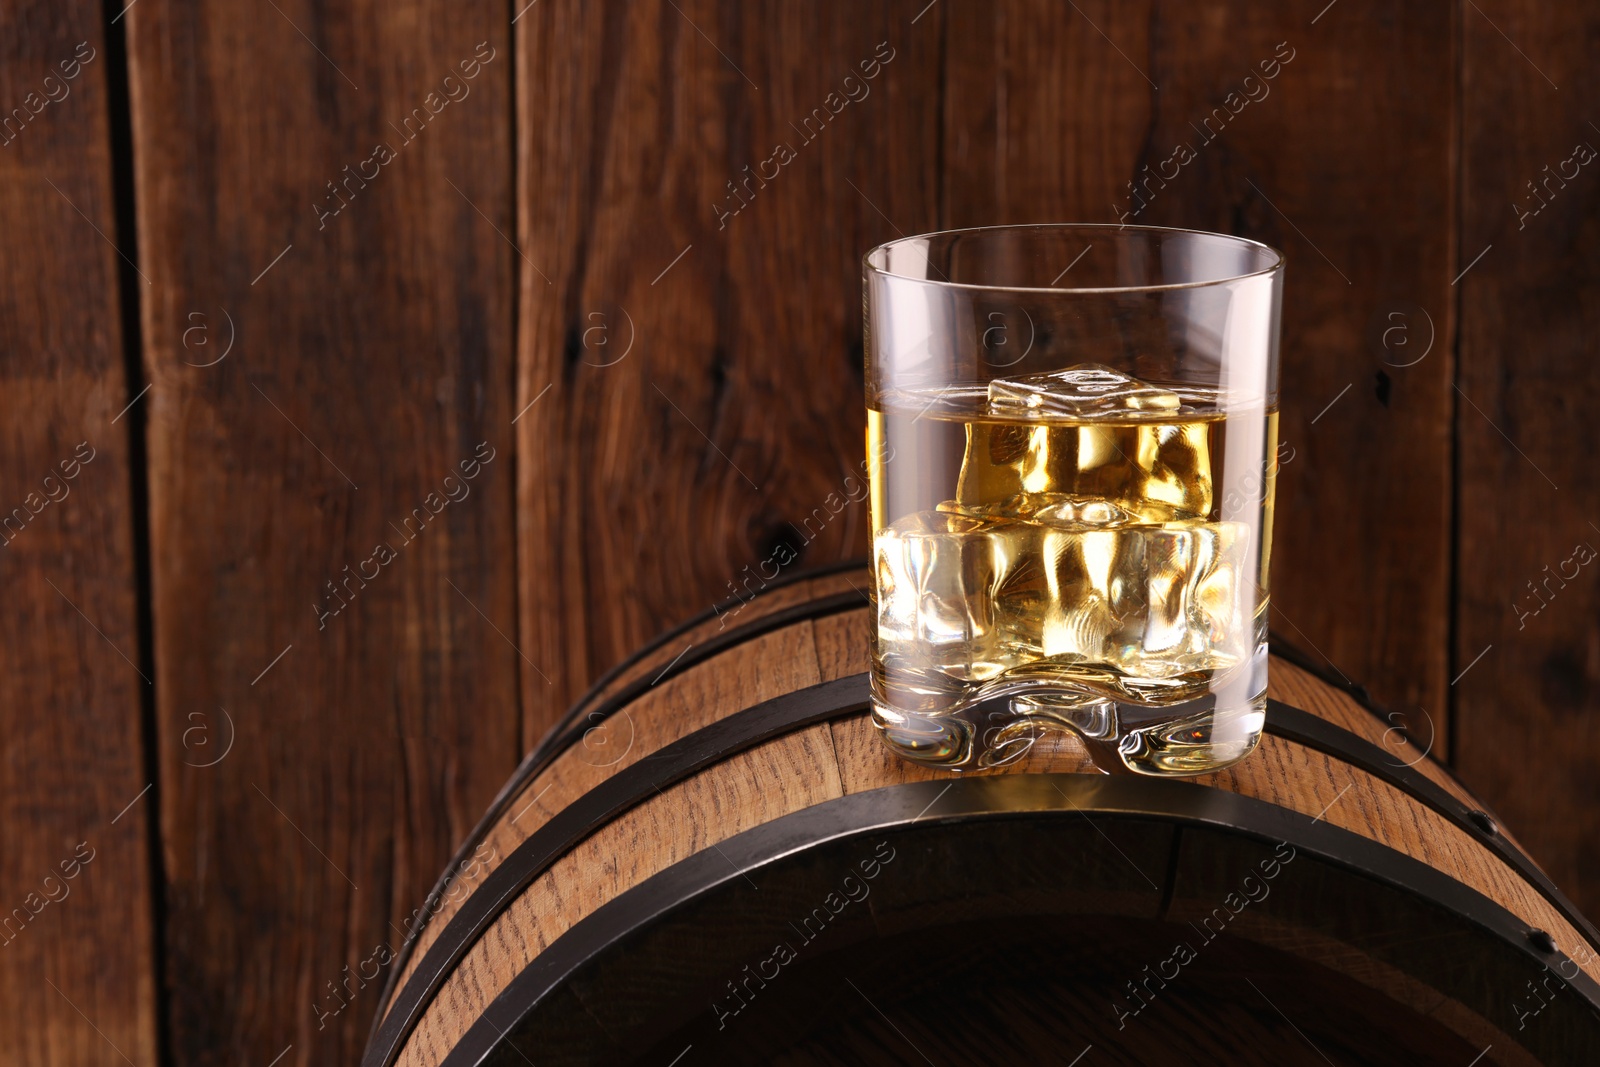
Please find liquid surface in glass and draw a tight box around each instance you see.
[867,364,1277,775]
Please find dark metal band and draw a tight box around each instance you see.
[361,675,870,1067]
[367,576,868,1040]
[1266,699,1600,952]
[438,773,1600,1067]
[369,568,1443,1038]
[365,672,1600,1067]
[1265,627,1389,713]
[1264,629,1520,850]
[556,557,869,731]
[532,589,867,768]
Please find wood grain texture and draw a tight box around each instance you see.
[125,2,519,1062]
[6,2,1596,1062]
[397,595,1463,1016]
[1455,0,1600,918]
[1175,912,1541,1067]
[0,3,160,1065]
[380,581,1599,1061]
[384,573,865,1005]
[1202,732,1600,984]
[566,571,870,719]
[941,0,1458,741]
[513,0,941,751]
[848,711,1600,989]
[810,601,873,682]
[389,706,1600,1061]
[400,723,845,1066]
[1270,657,1496,835]
[385,616,826,1007]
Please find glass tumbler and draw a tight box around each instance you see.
[864,224,1284,776]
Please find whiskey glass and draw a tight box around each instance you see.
[864,224,1283,775]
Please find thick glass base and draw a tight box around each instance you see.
[870,688,1266,777]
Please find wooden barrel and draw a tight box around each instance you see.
[363,563,1600,1067]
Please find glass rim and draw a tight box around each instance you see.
[863,222,1286,296]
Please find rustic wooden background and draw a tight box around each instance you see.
[1,1,1593,1064]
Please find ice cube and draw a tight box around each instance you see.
[874,503,1256,714]
[986,363,1182,418]
[873,509,1039,686]
[1017,519,1253,683]
[953,419,1214,518]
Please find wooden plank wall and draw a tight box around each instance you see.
[514,1,941,747]
[1456,2,1600,912]
[0,2,160,1065]
[0,0,1591,1062]
[936,2,1458,732]
[126,2,520,1065]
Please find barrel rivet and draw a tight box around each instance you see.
[1467,809,1497,836]
[1528,929,1557,953]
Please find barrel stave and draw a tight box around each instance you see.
[368,572,1600,1067]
